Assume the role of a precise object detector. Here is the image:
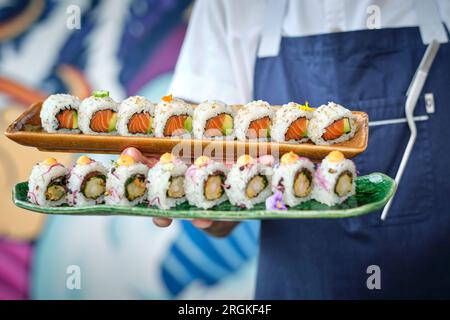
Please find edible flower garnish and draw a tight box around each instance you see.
[265,191,287,211]
[93,90,109,98]
[298,101,315,112]
[162,94,173,103]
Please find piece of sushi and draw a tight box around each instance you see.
[271,152,315,207]
[192,100,235,140]
[154,94,194,138]
[185,156,229,209]
[78,90,119,135]
[105,154,149,206]
[40,94,81,133]
[308,102,356,145]
[234,100,274,141]
[225,155,274,209]
[27,157,68,207]
[312,151,356,206]
[67,155,107,206]
[147,153,188,209]
[117,96,155,136]
[271,102,315,143]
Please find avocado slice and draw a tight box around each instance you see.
[221,114,234,135]
[146,117,153,134]
[72,111,78,129]
[266,127,271,138]
[183,116,193,132]
[108,112,118,132]
[343,118,351,134]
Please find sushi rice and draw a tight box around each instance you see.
[40,94,81,133]
[225,155,274,209]
[272,152,315,207]
[185,156,229,209]
[271,102,314,143]
[67,156,108,206]
[117,96,155,136]
[308,102,356,145]
[234,100,274,141]
[147,153,188,209]
[192,100,235,140]
[27,158,68,207]
[312,151,356,206]
[105,155,149,206]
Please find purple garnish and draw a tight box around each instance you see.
[265,191,287,211]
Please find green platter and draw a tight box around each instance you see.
[12,173,395,220]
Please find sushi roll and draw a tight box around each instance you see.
[27,157,68,207]
[105,154,149,206]
[312,151,356,206]
[272,152,315,207]
[78,90,119,135]
[235,100,274,141]
[154,94,193,138]
[271,102,315,143]
[225,155,274,209]
[192,100,235,140]
[40,94,80,133]
[117,96,155,136]
[67,155,107,206]
[147,153,188,209]
[308,102,356,145]
[185,156,229,209]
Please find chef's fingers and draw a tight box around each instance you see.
[153,217,173,227]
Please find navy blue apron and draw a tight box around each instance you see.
[253,25,450,299]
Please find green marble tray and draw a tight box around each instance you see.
[12,173,395,220]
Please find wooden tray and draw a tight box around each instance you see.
[5,102,368,161]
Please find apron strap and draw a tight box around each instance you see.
[257,0,287,58]
[413,0,448,44]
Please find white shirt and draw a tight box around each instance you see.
[170,0,450,104]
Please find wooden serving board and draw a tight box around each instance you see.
[5,102,368,161]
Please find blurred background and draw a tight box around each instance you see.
[0,0,259,299]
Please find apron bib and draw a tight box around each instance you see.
[253,22,450,298]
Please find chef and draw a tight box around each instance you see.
[150,0,450,299]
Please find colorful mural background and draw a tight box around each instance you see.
[0,0,259,299]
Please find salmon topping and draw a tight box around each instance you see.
[285,117,308,141]
[56,109,77,129]
[322,118,350,141]
[247,116,271,139]
[128,112,152,134]
[90,109,116,133]
[164,115,189,136]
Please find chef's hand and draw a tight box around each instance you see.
[122,147,240,238]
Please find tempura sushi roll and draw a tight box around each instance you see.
[312,151,356,206]
[78,90,119,135]
[67,155,107,206]
[154,95,193,138]
[271,102,314,143]
[272,152,315,207]
[105,154,148,206]
[192,100,234,140]
[40,94,80,133]
[147,153,188,209]
[27,157,68,207]
[225,155,273,209]
[185,156,229,209]
[235,100,274,141]
[117,96,155,136]
[308,102,356,145]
